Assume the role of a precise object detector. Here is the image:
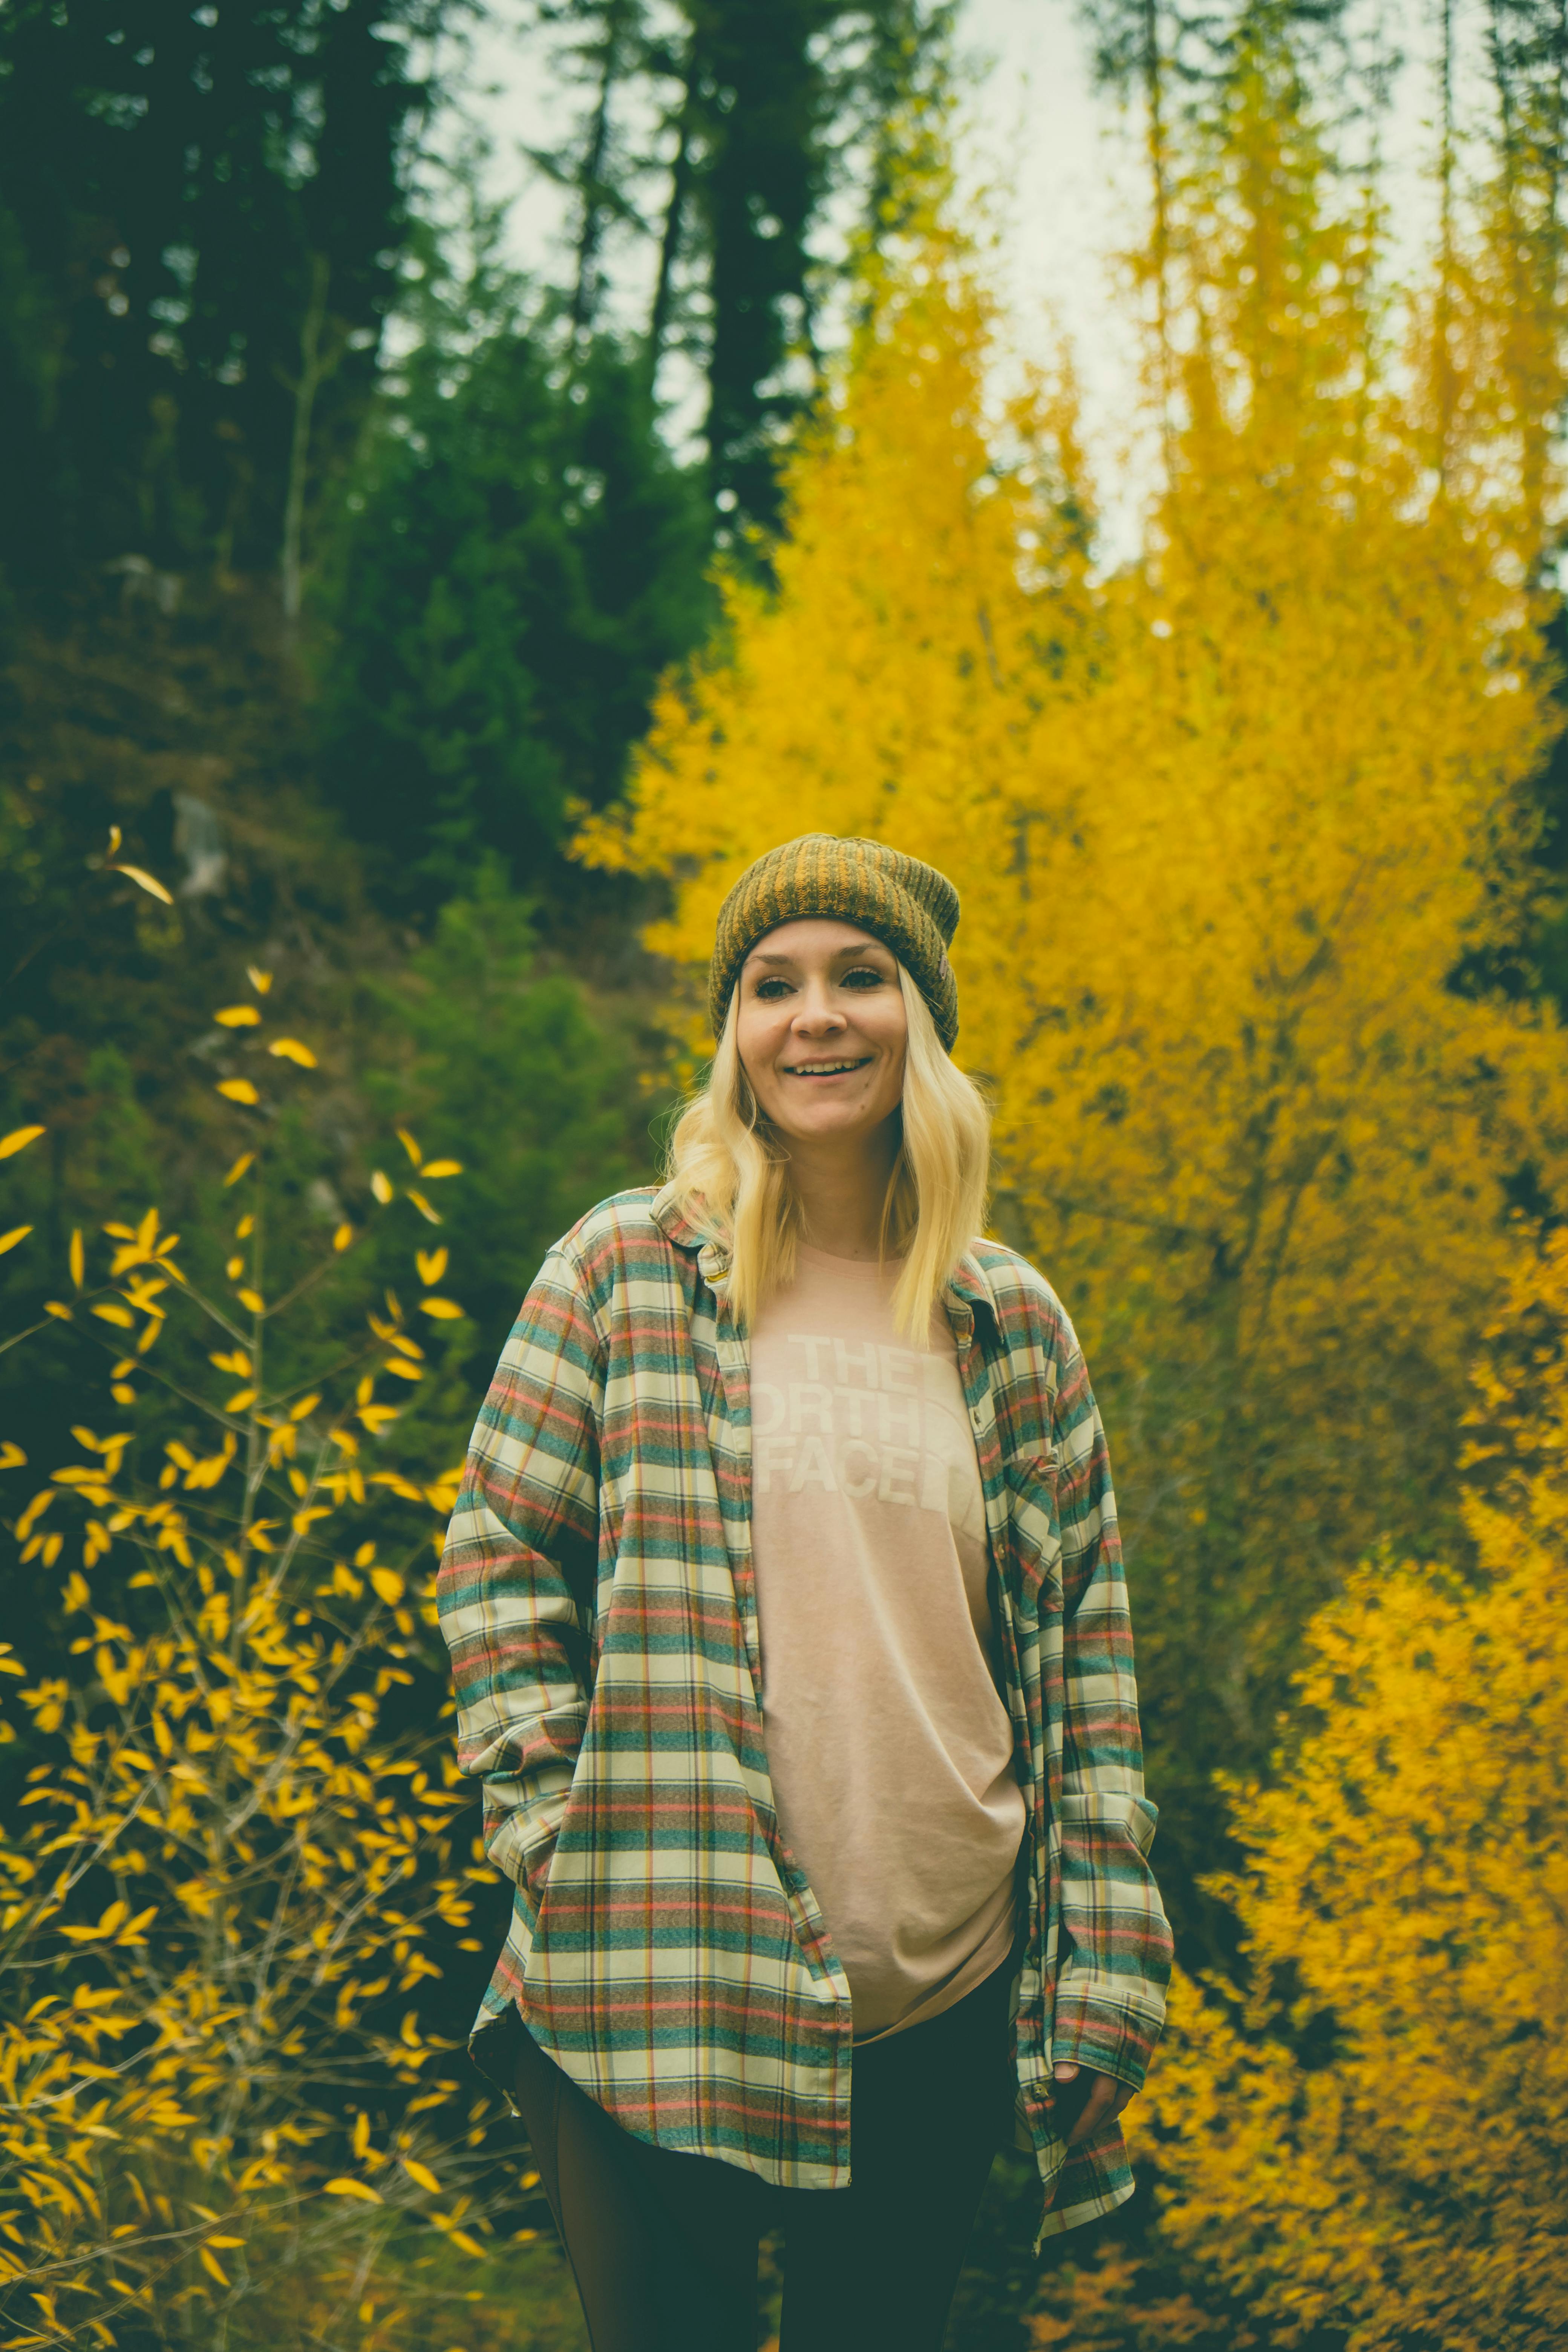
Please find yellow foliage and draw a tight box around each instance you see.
[579,92,1568,1777]
[0,1024,494,2341]
[105,857,173,905]
[1140,1227,1568,2347]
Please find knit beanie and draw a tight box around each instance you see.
[708,835,960,1051]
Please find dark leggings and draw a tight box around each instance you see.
[509,1959,1017,2352]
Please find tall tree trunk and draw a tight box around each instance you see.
[1484,0,1568,562]
[1435,0,1457,484]
[279,251,333,640]
[571,0,636,345]
[691,0,828,525]
[1141,0,1178,493]
[648,60,695,371]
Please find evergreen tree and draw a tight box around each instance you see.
[526,0,952,529]
[0,0,443,598]
[317,305,715,898]
[528,0,653,342]
[683,0,833,528]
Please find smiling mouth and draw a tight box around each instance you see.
[784,1057,873,1078]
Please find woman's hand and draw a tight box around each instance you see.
[1049,2061,1135,2146]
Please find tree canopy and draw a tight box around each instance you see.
[577,35,1568,1940]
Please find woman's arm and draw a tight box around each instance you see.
[437,1239,605,1931]
[1047,1320,1174,2100]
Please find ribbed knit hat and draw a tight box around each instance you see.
[708,835,960,1051]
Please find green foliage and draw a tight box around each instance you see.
[318,328,715,893]
[284,2225,590,2350]
[364,869,662,1388]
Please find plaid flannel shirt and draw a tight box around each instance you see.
[437,1184,1171,2243]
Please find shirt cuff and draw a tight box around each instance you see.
[1050,1986,1163,2093]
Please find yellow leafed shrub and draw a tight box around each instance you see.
[1138,1226,1568,2347]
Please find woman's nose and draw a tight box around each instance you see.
[792,988,845,1032]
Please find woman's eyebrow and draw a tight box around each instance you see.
[748,939,885,968]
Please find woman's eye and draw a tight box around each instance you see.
[841,966,885,989]
[752,977,792,1000]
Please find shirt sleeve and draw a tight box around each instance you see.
[1047,1323,1173,2092]
[436,1238,605,1931]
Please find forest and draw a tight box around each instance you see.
[0,0,1565,2345]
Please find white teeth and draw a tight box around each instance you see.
[790,1061,863,1075]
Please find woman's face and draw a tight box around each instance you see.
[735,918,908,1150]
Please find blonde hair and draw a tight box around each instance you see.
[664,966,991,1339]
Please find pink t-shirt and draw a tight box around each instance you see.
[748,1243,1027,2043]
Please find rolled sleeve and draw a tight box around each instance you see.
[437,1242,605,1924]
[1050,1338,1173,2091]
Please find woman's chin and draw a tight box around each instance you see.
[769,1104,889,1148]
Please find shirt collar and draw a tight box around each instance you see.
[947,1250,994,1315]
[654,1181,995,1326]
[650,1181,707,1251]
[651,1182,732,1295]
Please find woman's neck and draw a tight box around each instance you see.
[781,1122,900,1261]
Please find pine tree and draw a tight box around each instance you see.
[524,0,953,527]
[0,0,441,596]
[317,303,714,898]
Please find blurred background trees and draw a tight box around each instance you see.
[0,0,436,596]
[3,0,1568,2343]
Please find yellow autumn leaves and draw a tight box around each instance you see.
[0,988,504,2345]
[323,2120,486,2256]
[585,197,1566,1766]
[210,966,316,1103]
[0,1122,45,1262]
[1142,1233,1568,2347]
[199,974,467,1336]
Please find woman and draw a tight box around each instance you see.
[438,835,1171,2352]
